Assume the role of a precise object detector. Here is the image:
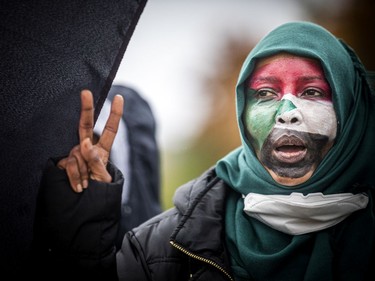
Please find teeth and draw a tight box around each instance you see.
[273,145,307,163]
[276,145,305,152]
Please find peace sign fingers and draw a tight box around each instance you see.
[79,89,94,143]
[58,89,124,192]
[96,94,124,159]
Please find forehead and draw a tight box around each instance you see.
[249,53,327,84]
[247,53,333,102]
[255,52,319,65]
[255,53,323,71]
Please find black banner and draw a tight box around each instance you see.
[0,0,147,272]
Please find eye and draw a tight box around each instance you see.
[300,88,324,99]
[254,88,277,100]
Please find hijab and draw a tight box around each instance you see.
[216,21,375,280]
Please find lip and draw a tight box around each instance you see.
[272,134,307,163]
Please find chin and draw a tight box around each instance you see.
[267,168,314,187]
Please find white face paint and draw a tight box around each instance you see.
[275,94,337,142]
[245,54,337,186]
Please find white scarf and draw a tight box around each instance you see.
[243,192,369,235]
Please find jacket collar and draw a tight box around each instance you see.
[170,167,232,277]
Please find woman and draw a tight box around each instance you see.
[34,21,375,280]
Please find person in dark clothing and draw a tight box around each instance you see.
[93,85,161,249]
[35,22,375,280]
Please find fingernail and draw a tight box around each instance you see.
[76,183,83,193]
[83,180,88,189]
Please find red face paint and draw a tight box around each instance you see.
[248,54,332,102]
[243,54,337,186]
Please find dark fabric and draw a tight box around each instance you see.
[32,159,124,280]
[107,85,162,248]
[38,161,233,280]
[116,167,233,281]
[0,0,147,273]
[368,71,375,94]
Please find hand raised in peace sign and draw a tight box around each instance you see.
[57,89,124,192]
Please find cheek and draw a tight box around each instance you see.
[244,101,278,151]
[297,101,337,140]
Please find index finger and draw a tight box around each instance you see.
[97,94,124,152]
[79,89,94,142]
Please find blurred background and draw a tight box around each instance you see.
[113,0,375,209]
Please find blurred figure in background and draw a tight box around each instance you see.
[94,85,161,249]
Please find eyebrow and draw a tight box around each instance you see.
[249,76,280,84]
[297,75,325,82]
[249,75,325,85]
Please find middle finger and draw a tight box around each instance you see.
[98,94,124,152]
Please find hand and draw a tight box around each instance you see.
[57,90,124,192]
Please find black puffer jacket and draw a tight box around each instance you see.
[33,160,234,281]
[117,167,233,281]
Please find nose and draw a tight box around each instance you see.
[275,99,302,125]
[276,109,303,125]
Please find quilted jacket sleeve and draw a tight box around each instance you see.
[115,208,189,281]
[32,158,124,280]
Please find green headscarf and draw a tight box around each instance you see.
[216,22,375,280]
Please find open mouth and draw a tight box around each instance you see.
[273,135,307,163]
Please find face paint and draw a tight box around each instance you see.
[243,54,337,185]
[244,89,278,151]
[261,128,331,178]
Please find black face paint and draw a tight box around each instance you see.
[261,128,330,178]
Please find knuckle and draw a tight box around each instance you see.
[88,149,101,163]
[104,124,118,134]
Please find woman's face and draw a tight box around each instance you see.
[244,54,337,186]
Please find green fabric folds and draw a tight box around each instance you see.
[216,21,375,280]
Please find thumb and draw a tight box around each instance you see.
[81,137,112,183]
[80,137,93,161]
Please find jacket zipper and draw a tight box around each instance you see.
[170,241,234,281]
